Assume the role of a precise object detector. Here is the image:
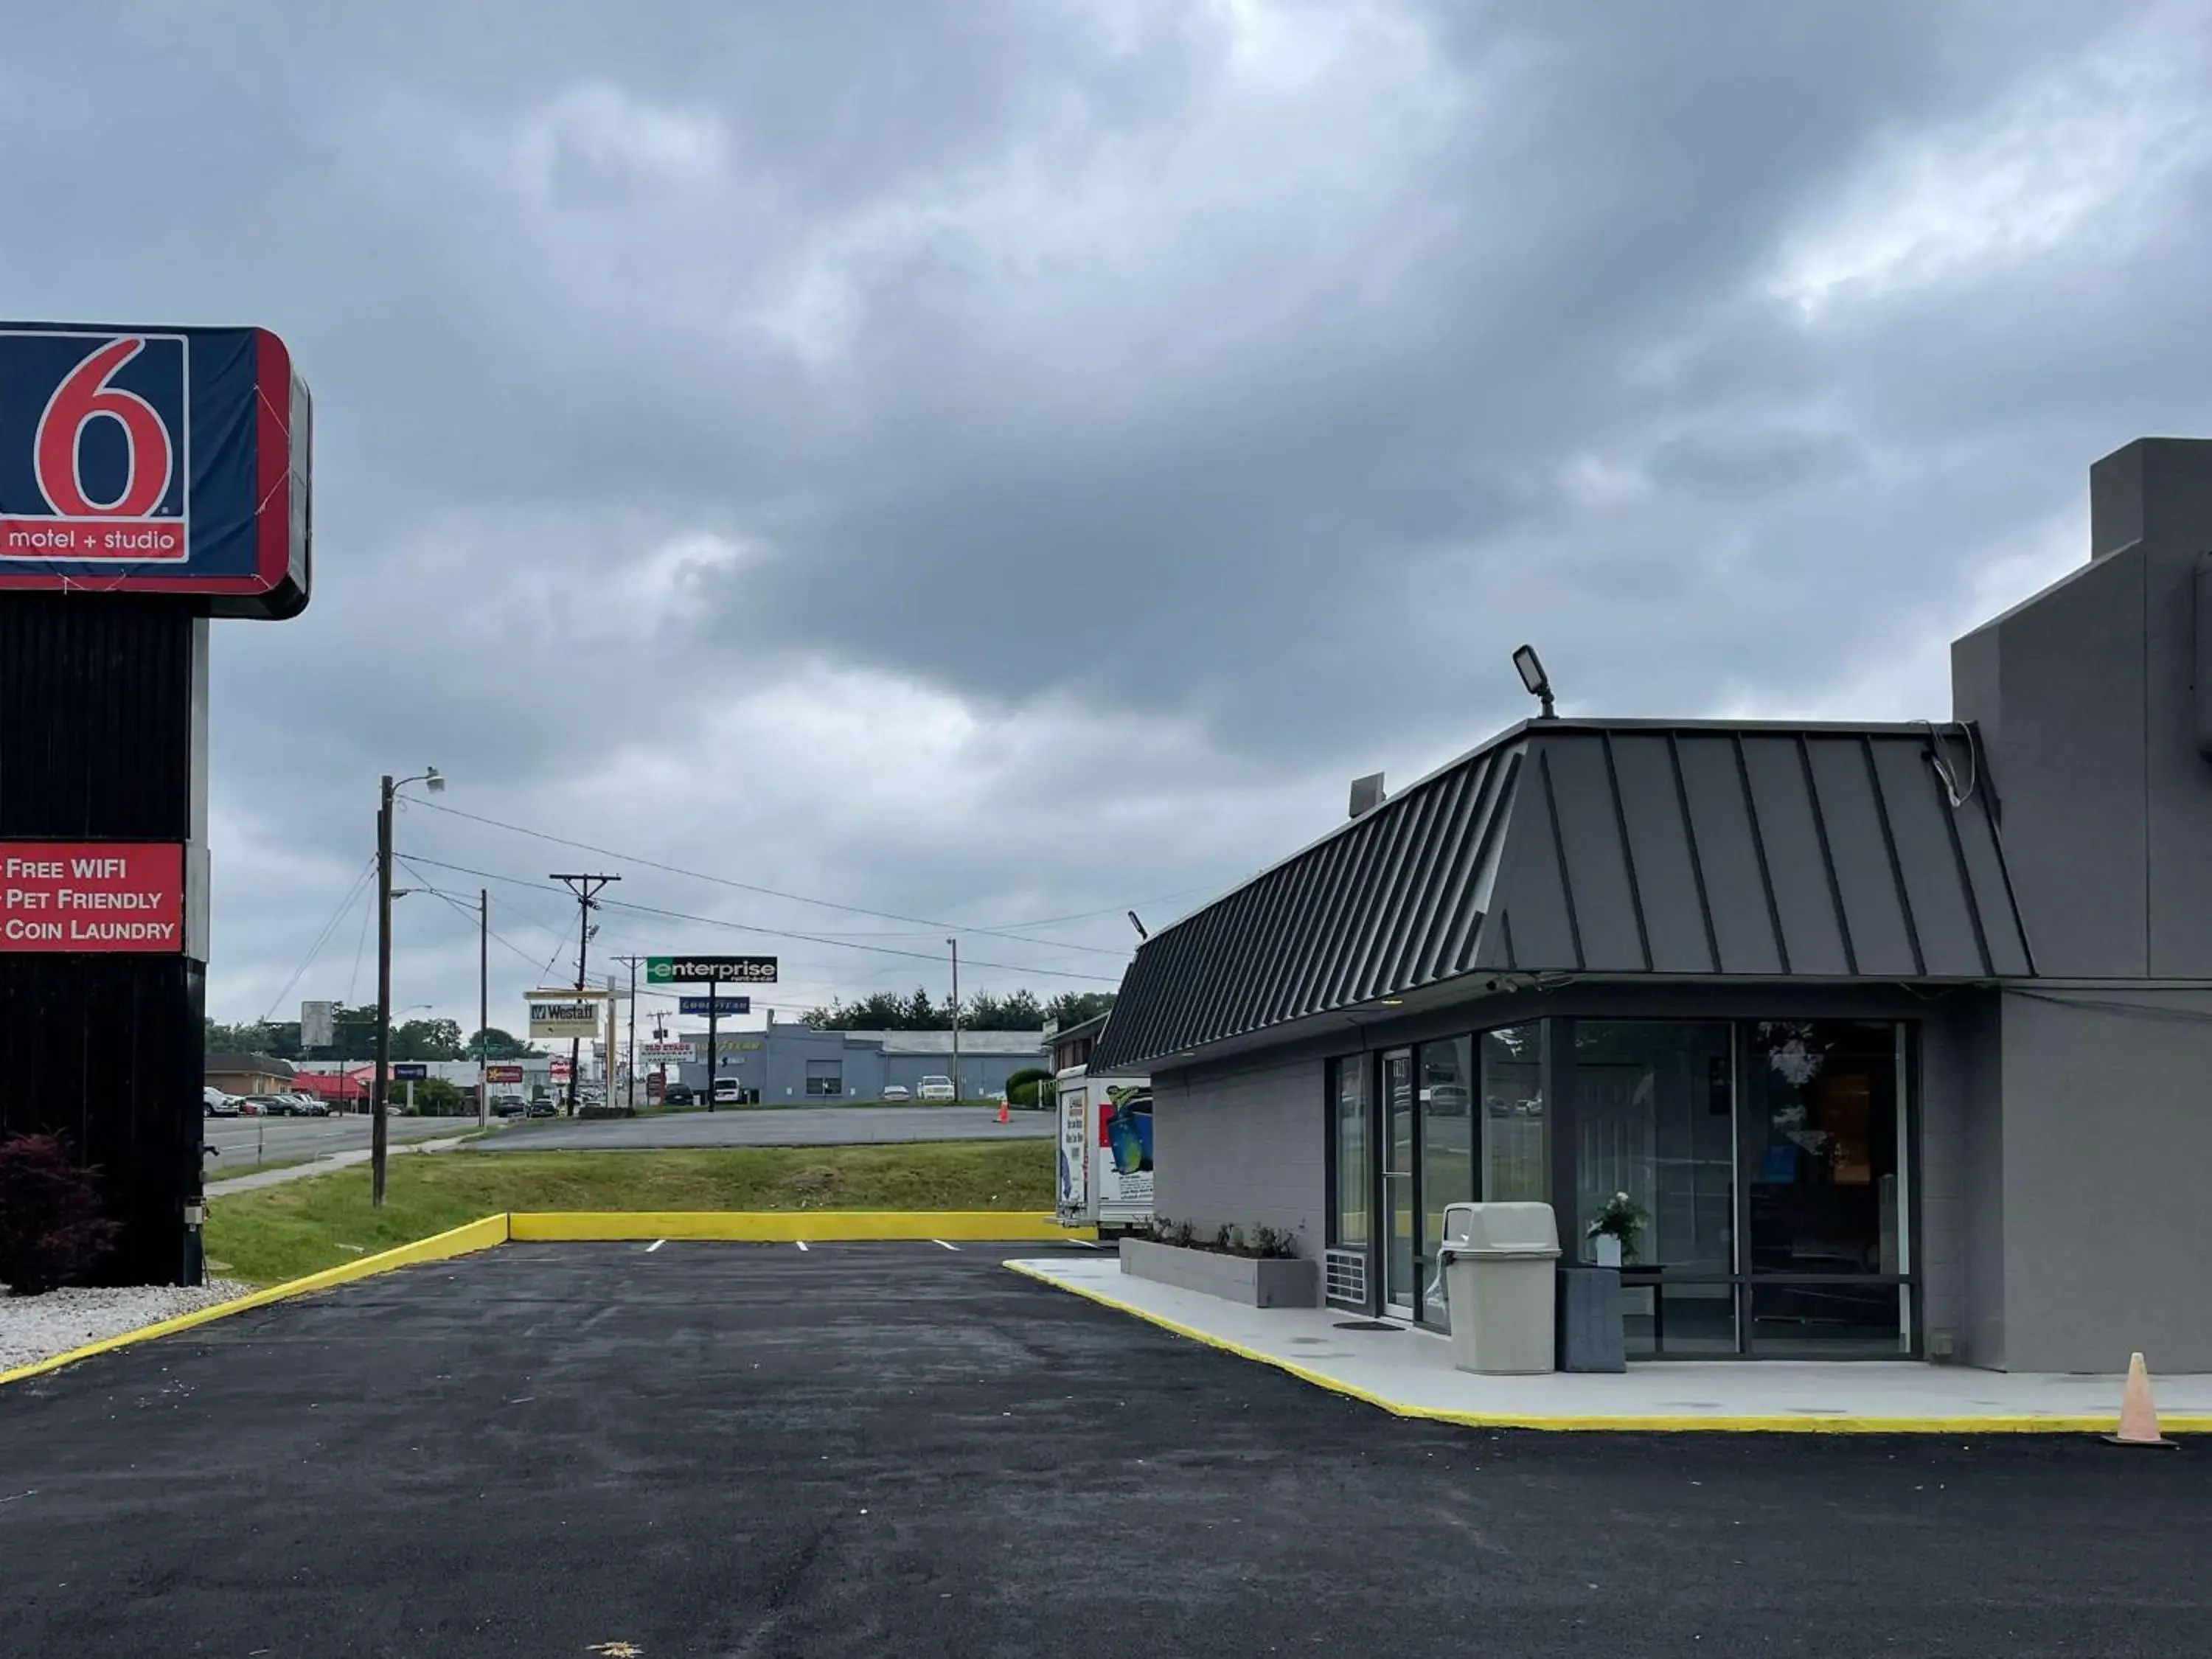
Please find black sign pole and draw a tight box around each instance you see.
[706,971,718,1111]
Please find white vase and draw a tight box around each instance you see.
[1593,1234,1622,1269]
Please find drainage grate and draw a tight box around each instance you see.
[1332,1320,1400,1332]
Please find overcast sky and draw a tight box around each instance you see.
[7,0,2210,1039]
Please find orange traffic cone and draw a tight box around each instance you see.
[2105,1352,2177,1448]
[995,1101,1010,1124]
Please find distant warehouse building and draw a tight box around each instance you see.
[672,1020,1046,1102]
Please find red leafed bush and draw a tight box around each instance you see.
[0,1133,121,1295]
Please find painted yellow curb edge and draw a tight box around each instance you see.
[1001,1262,2212,1436]
[0,1212,514,1390]
[509,1210,1081,1242]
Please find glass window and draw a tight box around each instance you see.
[1750,1283,1911,1356]
[1571,1022,1736,1277]
[1331,1057,1368,1249]
[1479,1026,1545,1202]
[1747,1022,1907,1278]
[1418,1037,1472,1324]
[804,1061,842,1096]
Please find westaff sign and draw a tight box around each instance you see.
[529,999,602,1039]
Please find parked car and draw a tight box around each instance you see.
[247,1094,296,1116]
[202,1086,243,1118]
[526,1100,557,1119]
[917,1076,956,1102]
[291,1094,331,1116]
[880,1084,911,1102]
[663,1082,695,1107]
[492,1095,529,1119]
[712,1077,742,1106]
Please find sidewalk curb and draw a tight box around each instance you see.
[1001,1261,2211,1436]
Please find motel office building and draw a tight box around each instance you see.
[1092,439,2212,1374]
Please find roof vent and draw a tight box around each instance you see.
[1349,772,1386,818]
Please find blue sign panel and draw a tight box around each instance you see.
[0,322,310,617]
[680,995,751,1017]
[392,1062,428,1080]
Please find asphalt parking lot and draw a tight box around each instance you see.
[473,1103,1055,1150]
[2,1246,2206,1658]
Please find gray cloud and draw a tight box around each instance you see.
[5,0,2208,1029]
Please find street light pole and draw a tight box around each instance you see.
[614,955,641,1111]
[478,888,490,1130]
[372,767,443,1206]
[373,780,394,1206]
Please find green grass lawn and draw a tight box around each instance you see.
[203,1140,1054,1285]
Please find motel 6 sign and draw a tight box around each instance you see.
[0,323,311,617]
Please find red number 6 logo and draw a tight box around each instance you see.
[33,337,173,518]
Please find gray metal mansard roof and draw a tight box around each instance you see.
[1091,719,2031,1071]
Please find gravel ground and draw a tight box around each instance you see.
[0,1279,251,1374]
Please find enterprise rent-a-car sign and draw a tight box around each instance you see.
[0,324,311,617]
[647,956,777,984]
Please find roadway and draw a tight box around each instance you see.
[202,1111,469,1172]
[471,1104,1057,1151]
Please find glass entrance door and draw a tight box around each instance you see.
[1381,1048,1416,1318]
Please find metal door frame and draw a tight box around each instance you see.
[1380,1046,1418,1319]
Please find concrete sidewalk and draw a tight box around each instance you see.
[1006,1255,2212,1433]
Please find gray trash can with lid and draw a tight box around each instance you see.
[1439,1201,1561,1375]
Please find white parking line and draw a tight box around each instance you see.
[645,1239,666,1253]
[933,1239,959,1251]
[795,1240,810,1252]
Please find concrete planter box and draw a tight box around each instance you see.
[1119,1238,1321,1309]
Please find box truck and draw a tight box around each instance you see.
[1055,1065,1153,1236]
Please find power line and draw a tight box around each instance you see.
[408,796,1130,957]
[394,850,1121,983]
[258,856,378,1023]
[395,866,564,977]
[347,862,379,1005]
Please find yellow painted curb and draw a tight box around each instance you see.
[509,1209,1079,1242]
[1002,1262,2212,1436]
[0,1212,513,1390]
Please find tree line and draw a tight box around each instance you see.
[204,1007,536,1062]
[799,988,1113,1032]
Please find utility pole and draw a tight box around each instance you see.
[477,888,490,1130]
[374,792,392,1203]
[615,956,642,1110]
[551,873,617,1114]
[947,936,961,1103]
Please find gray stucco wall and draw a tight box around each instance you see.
[1152,1053,1328,1256]
[1954,439,2212,978]
[1995,987,2212,1372]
